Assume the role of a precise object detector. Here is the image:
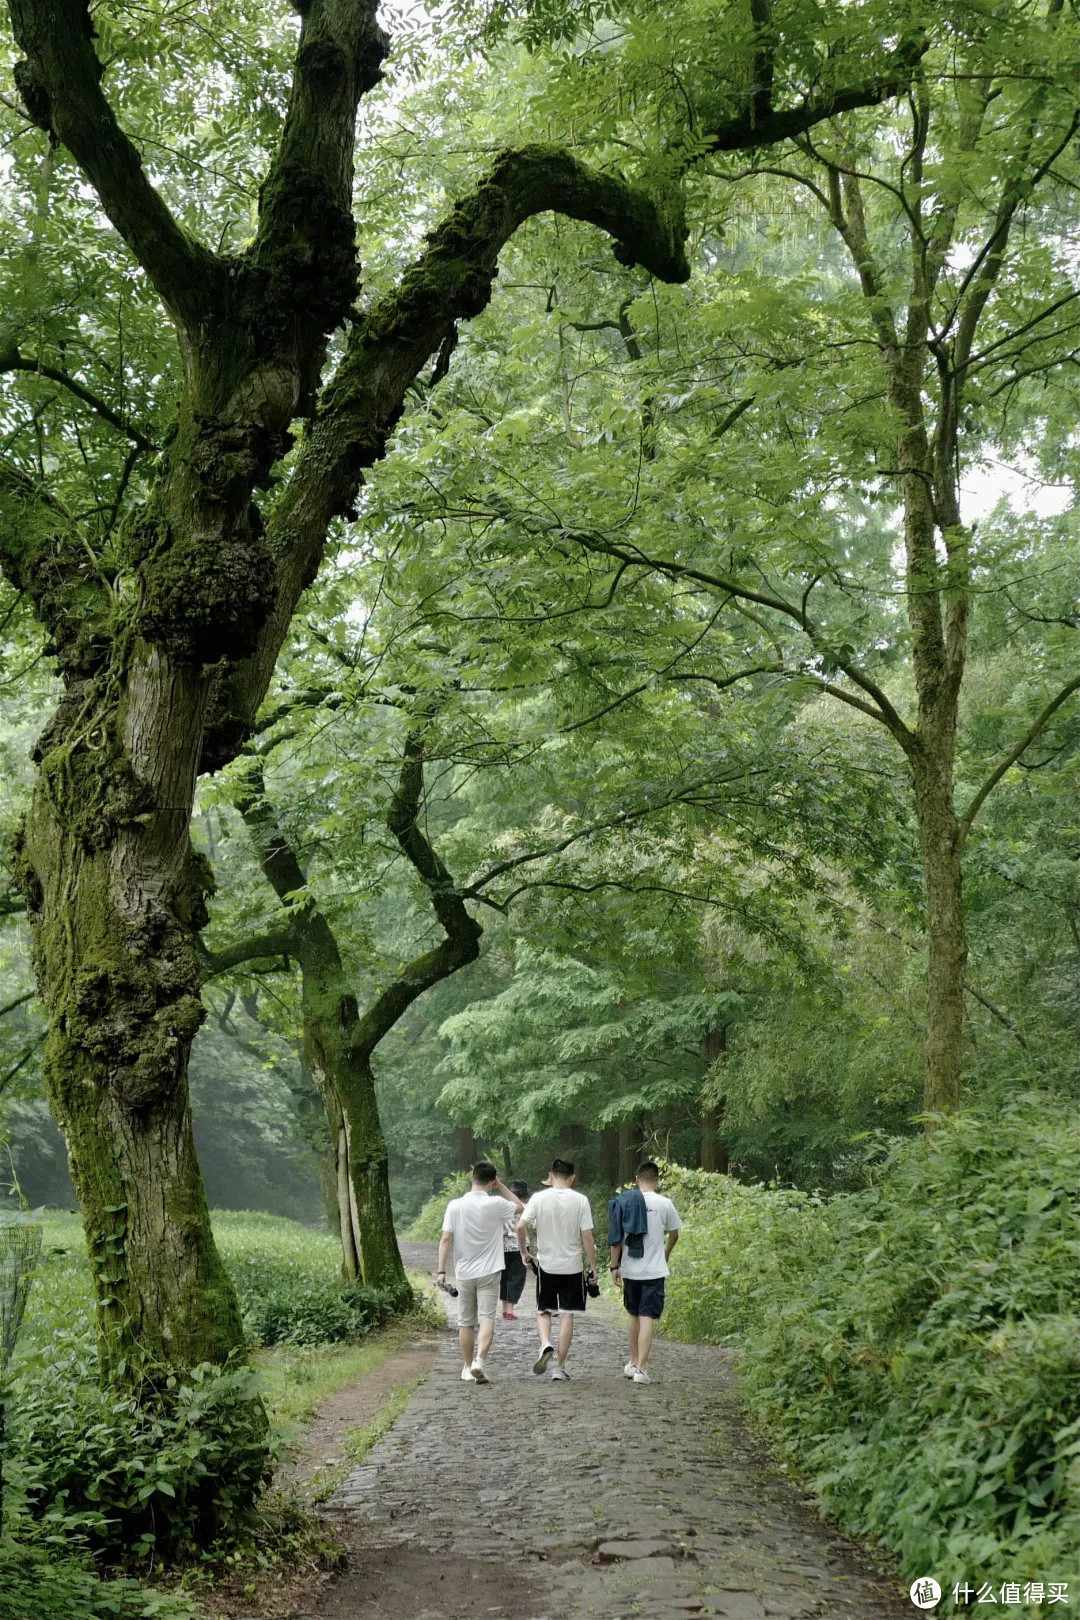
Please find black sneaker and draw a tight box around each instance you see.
[533,1343,554,1375]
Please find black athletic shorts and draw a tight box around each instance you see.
[535,1264,587,1315]
[622,1277,666,1319]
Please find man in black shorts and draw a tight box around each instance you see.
[517,1159,596,1380]
[609,1161,682,1384]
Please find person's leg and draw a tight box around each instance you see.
[627,1313,640,1366]
[457,1278,478,1373]
[503,1251,526,1314]
[635,1314,656,1369]
[474,1272,500,1369]
[556,1310,574,1367]
[532,1266,556,1372]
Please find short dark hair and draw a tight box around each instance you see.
[636,1160,660,1182]
[509,1179,528,1198]
[550,1158,575,1177]
[472,1160,498,1186]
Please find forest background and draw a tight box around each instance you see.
[0,0,1077,1612]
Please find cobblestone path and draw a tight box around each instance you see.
[319,1244,908,1620]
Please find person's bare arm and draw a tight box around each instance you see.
[437,1230,452,1282]
[609,1242,623,1280]
[495,1177,524,1211]
[664,1229,680,1261]
[583,1227,597,1275]
[517,1213,533,1266]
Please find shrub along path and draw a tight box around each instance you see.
[300,1243,909,1620]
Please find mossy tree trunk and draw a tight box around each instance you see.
[218,733,481,1292]
[1,0,919,1372]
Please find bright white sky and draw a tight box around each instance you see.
[960,453,1074,522]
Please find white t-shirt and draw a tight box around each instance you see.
[442,1190,518,1280]
[619,1189,683,1280]
[522,1186,594,1274]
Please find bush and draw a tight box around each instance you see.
[213,1211,408,1344]
[660,1163,828,1342]
[0,1541,197,1620]
[405,1175,468,1240]
[4,1209,413,1564]
[8,1355,272,1560]
[660,1100,1080,1602]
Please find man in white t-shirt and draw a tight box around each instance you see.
[609,1160,682,1384]
[438,1162,524,1384]
[517,1158,596,1381]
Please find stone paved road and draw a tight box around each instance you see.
[323,1245,909,1620]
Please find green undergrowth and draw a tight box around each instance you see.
[1,1213,422,1616]
[660,1097,1080,1609]
[256,1288,440,1433]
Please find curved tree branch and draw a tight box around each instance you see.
[203,144,692,764]
[202,928,297,978]
[7,0,219,328]
[958,675,1080,850]
[353,731,482,1053]
[698,29,927,162]
[0,346,157,449]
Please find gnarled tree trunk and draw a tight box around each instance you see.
[17,655,244,1374]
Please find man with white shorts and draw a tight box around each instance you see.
[517,1158,596,1380]
[438,1161,523,1383]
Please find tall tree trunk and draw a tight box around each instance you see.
[231,777,406,1293]
[617,1121,638,1183]
[599,1127,619,1185]
[911,750,967,1115]
[699,1026,729,1172]
[457,1125,476,1171]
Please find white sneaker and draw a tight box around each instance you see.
[551,1366,570,1381]
[623,1361,638,1378]
[460,1364,475,1381]
[470,1359,489,1384]
[533,1343,554,1375]
[632,1368,651,1384]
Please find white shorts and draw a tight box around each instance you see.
[456,1269,501,1329]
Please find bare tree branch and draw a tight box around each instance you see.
[353,730,482,1052]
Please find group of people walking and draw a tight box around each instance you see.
[436,1157,682,1385]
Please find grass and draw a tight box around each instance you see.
[256,1287,438,1433]
[304,1381,420,1505]
[4,1212,439,1620]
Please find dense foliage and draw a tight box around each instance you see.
[1,1211,406,1568]
[662,1100,1080,1602]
